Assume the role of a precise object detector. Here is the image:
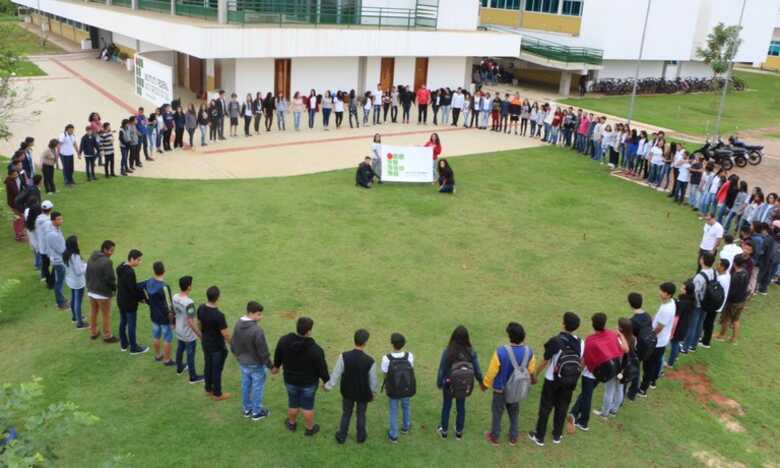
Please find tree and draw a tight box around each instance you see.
[696,22,743,77]
[0,27,42,142]
[1,378,98,467]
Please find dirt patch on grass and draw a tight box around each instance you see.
[281,310,298,320]
[666,364,745,433]
[693,451,746,468]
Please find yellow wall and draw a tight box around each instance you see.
[764,55,780,71]
[49,19,61,35]
[74,29,89,43]
[479,7,521,27]
[61,23,75,41]
[117,45,137,58]
[520,11,581,36]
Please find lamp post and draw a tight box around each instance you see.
[713,0,747,137]
[627,0,652,127]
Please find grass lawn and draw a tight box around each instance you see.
[0,21,63,77]
[560,71,780,136]
[1,147,778,467]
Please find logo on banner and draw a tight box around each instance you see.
[386,152,405,177]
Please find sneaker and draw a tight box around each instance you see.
[189,375,205,384]
[243,410,252,418]
[528,432,544,447]
[400,426,410,435]
[304,424,320,437]
[388,433,399,444]
[76,322,89,330]
[163,360,176,367]
[90,334,99,340]
[637,390,648,398]
[177,364,189,375]
[103,336,119,344]
[436,427,448,439]
[120,346,128,352]
[649,383,657,390]
[574,422,589,432]
[251,409,270,421]
[334,432,346,444]
[508,436,518,447]
[285,419,297,432]
[212,393,232,401]
[455,432,463,441]
[130,346,149,355]
[700,344,711,349]
[552,436,562,445]
[593,410,608,418]
[154,355,163,362]
[484,432,499,447]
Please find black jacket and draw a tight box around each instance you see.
[86,251,116,297]
[116,263,146,313]
[356,162,377,188]
[273,333,329,387]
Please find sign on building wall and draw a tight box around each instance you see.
[134,54,173,107]
[379,145,434,183]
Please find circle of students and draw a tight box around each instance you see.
[4,83,780,449]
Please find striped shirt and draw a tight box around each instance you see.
[98,132,114,155]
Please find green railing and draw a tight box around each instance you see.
[226,0,438,28]
[175,1,218,20]
[139,0,170,13]
[111,0,132,8]
[521,35,603,65]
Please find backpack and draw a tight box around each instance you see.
[502,345,531,404]
[635,319,657,362]
[593,357,622,383]
[383,353,416,399]
[698,271,725,313]
[553,335,582,388]
[448,354,475,400]
[618,350,639,384]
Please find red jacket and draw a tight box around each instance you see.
[416,88,431,105]
[425,141,442,160]
[716,180,730,204]
[583,330,623,373]
[5,176,20,209]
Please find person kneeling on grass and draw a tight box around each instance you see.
[231,301,272,421]
[326,329,378,444]
[145,261,175,367]
[437,159,455,194]
[173,275,204,383]
[382,333,416,444]
[356,157,378,189]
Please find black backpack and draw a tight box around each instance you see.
[448,353,476,399]
[593,357,622,383]
[383,353,416,399]
[635,318,657,362]
[698,271,725,313]
[619,350,639,384]
[553,335,582,388]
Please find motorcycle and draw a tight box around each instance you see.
[693,139,734,171]
[728,136,763,166]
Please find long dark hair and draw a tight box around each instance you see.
[617,318,634,352]
[446,325,472,362]
[63,235,80,267]
[25,204,41,231]
[679,279,695,303]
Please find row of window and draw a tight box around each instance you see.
[769,41,780,57]
[32,9,87,30]
[480,0,582,16]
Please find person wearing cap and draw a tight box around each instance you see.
[36,200,55,288]
[44,211,68,310]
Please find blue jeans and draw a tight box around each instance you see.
[34,251,41,270]
[118,311,138,350]
[285,383,317,410]
[440,388,465,433]
[388,397,411,439]
[60,155,75,184]
[723,210,738,233]
[667,340,682,366]
[699,192,714,214]
[277,111,286,130]
[308,109,316,128]
[648,165,662,185]
[176,339,198,380]
[685,306,704,351]
[151,322,173,342]
[53,264,66,306]
[716,203,729,224]
[600,378,623,415]
[70,287,84,324]
[591,142,602,161]
[569,375,597,428]
[240,364,267,414]
[688,184,700,207]
[293,112,301,130]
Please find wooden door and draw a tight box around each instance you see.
[189,56,204,97]
[214,60,222,90]
[380,57,394,92]
[274,58,291,98]
[176,52,187,87]
[414,57,428,91]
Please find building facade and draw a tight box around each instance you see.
[765,7,780,70]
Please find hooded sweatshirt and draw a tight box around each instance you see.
[86,251,116,297]
[273,332,329,387]
[231,318,271,367]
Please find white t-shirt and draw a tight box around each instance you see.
[677,162,691,183]
[381,351,414,373]
[59,133,77,156]
[719,243,743,269]
[650,146,664,165]
[716,272,731,312]
[334,98,344,113]
[309,97,317,109]
[709,177,721,194]
[544,335,584,381]
[653,300,676,347]
[700,222,724,251]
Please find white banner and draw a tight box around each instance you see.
[379,145,434,183]
[134,54,173,107]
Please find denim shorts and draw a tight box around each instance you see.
[151,323,173,342]
[285,383,317,410]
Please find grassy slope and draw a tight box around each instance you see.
[0,147,778,467]
[560,71,780,136]
[1,21,63,77]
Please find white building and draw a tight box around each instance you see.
[479,0,780,93]
[14,0,523,105]
[765,6,780,70]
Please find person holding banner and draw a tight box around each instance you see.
[371,134,382,184]
[425,133,442,180]
[437,159,455,194]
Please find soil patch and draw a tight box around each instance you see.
[666,364,745,433]
[693,451,747,468]
[281,310,298,320]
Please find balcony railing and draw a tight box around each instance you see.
[175,0,218,20]
[521,35,602,65]
[111,0,132,8]
[138,0,170,13]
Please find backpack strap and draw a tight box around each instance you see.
[520,346,530,369]
[503,345,520,371]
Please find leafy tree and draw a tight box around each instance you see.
[0,24,44,141]
[696,22,743,77]
[1,378,98,467]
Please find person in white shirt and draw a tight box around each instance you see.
[718,234,743,269]
[363,93,373,126]
[648,140,665,187]
[638,282,676,396]
[480,93,493,130]
[63,234,88,329]
[58,125,78,186]
[450,90,464,126]
[382,333,414,443]
[699,213,724,259]
[700,259,732,348]
[673,151,692,203]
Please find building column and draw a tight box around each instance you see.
[170,0,175,15]
[206,58,216,93]
[218,0,227,24]
[131,0,138,9]
[558,70,572,97]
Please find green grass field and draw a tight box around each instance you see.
[0,21,63,77]
[1,147,778,467]
[560,71,780,137]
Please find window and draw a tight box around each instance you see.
[525,0,559,14]
[562,0,582,16]
[482,0,520,9]
[769,41,780,56]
